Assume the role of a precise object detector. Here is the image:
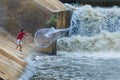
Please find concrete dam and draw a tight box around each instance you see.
[0,0,69,80]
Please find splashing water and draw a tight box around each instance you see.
[69,5,120,36]
[58,5,120,52]
[57,31,120,52]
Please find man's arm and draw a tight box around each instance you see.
[25,32,32,36]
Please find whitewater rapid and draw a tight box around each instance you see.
[19,51,120,80]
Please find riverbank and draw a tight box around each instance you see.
[0,28,34,80]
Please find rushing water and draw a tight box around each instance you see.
[19,5,120,80]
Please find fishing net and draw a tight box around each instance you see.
[34,27,70,48]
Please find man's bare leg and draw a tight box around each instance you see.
[20,45,22,51]
[16,45,19,49]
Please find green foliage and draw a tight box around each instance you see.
[46,14,57,27]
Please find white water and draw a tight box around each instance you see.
[19,51,120,80]
[58,5,120,52]
[19,5,120,80]
[69,5,120,36]
[57,31,120,52]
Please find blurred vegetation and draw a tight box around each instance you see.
[60,0,120,6]
[60,0,77,3]
[46,14,57,27]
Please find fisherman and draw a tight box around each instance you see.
[16,29,32,52]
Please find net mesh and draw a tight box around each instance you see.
[34,27,70,48]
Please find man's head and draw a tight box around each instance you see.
[21,29,24,32]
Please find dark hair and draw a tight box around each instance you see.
[21,29,24,32]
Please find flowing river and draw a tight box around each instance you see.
[19,5,120,80]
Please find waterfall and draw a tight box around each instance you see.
[57,5,120,52]
[69,5,120,36]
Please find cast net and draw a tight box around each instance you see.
[34,27,70,48]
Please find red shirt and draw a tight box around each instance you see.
[17,32,26,40]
